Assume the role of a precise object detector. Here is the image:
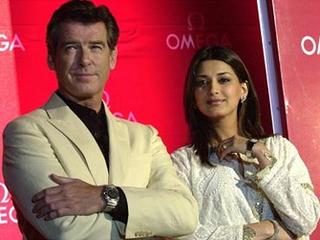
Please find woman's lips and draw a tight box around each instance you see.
[207,99,224,105]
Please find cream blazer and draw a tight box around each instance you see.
[3,93,198,240]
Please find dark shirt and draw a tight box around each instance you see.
[56,91,128,223]
[57,91,110,167]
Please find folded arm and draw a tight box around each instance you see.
[122,126,198,238]
[3,118,117,240]
[253,137,320,237]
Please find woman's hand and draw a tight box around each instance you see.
[216,135,247,159]
[217,136,273,169]
[244,220,295,240]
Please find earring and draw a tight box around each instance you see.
[241,95,247,103]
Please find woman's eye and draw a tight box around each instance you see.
[195,79,209,88]
[219,78,230,84]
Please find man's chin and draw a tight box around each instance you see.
[60,89,101,101]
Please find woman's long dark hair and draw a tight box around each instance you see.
[184,46,265,164]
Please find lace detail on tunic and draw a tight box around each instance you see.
[171,136,320,240]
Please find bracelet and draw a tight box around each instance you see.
[243,225,256,240]
[245,139,258,158]
[266,220,280,240]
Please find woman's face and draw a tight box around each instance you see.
[194,60,248,123]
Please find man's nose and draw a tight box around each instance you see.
[79,48,92,66]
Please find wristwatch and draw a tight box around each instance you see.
[101,185,120,212]
[245,138,258,158]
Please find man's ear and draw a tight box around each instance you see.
[47,55,55,70]
[109,47,118,70]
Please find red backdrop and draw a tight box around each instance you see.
[1,0,317,239]
[270,0,320,237]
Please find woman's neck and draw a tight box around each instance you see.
[209,117,239,145]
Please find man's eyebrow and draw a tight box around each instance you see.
[89,41,106,46]
[59,41,106,46]
[60,41,79,46]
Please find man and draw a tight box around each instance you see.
[2,1,198,239]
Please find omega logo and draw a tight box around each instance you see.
[301,35,320,55]
[0,182,17,224]
[0,33,25,52]
[187,12,205,31]
[103,91,137,122]
[166,12,231,50]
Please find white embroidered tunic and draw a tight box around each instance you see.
[171,135,320,240]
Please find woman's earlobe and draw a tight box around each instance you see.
[240,95,247,103]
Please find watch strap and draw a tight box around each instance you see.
[246,138,258,158]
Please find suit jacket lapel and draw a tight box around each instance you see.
[104,105,129,186]
[44,94,109,185]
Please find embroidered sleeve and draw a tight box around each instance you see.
[174,224,244,240]
[253,136,320,237]
[253,151,277,182]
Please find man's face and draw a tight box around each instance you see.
[48,21,117,102]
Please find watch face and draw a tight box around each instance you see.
[107,188,119,199]
[102,186,119,212]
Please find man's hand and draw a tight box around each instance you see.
[32,174,105,221]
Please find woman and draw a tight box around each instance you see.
[171,46,320,240]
